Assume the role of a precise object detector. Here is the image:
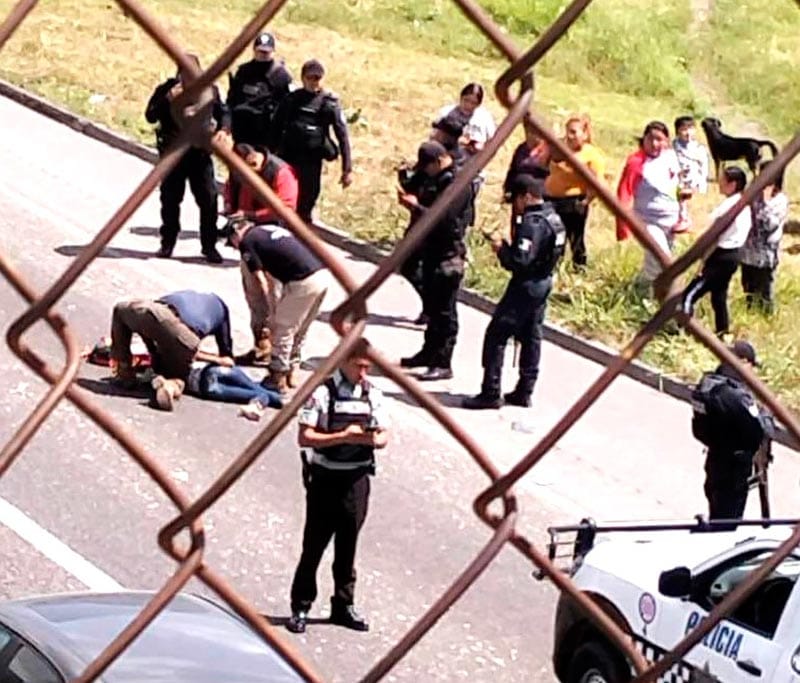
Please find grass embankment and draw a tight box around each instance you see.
[1,0,799,409]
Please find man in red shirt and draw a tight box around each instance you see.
[223,143,299,366]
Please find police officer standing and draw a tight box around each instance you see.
[227,32,292,147]
[398,141,474,381]
[463,174,565,409]
[145,54,231,263]
[691,341,774,522]
[287,338,389,634]
[270,59,353,223]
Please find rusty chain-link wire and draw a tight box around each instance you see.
[1,0,800,680]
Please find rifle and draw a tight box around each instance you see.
[749,438,772,519]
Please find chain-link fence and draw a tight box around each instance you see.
[1,0,799,680]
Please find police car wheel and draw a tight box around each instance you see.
[566,641,630,683]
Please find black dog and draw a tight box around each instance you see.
[701,117,778,178]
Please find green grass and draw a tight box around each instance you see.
[1,0,800,411]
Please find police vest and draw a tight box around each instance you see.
[315,378,375,469]
[517,207,565,279]
[285,93,331,154]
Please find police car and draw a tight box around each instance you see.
[545,518,800,682]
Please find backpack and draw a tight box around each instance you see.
[691,372,765,452]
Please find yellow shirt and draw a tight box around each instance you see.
[545,143,606,198]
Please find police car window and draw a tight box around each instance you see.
[5,642,62,683]
[702,550,800,638]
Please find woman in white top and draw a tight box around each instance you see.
[681,166,751,335]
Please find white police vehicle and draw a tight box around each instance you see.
[545,518,800,682]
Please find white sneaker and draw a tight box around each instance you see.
[238,401,265,422]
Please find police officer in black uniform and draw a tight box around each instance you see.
[145,54,231,263]
[227,32,292,147]
[692,341,774,522]
[287,338,389,635]
[463,174,565,409]
[270,59,353,222]
[398,141,474,381]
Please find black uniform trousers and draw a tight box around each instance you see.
[159,147,218,252]
[683,246,740,334]
[286,156,323,222]
[399,234,426,314]
[549,196,588,268]
[704,447,753,523]
[419,257,462,369]
[481,277,551,397]
[741,264,776,311]
[290,465,371,612]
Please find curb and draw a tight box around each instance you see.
[3,78,797,451]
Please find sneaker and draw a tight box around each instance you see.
[238,400,265,422]
[202,247,224,264]
[462,393,503,410]
[151,375,174,412]
[329,602,369,632]
[286,611,307,634]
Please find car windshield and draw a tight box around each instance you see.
[25,593,301,682]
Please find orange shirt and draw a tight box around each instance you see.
[545,142,606,198]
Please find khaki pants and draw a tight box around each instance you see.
[641,223,675,284]
[270,269,329,372]
[110,300,199,379]
[240,261,281,347]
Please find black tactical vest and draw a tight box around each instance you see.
[315,378,375,468]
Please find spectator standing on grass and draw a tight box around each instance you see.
[740,160,789,313]
[503,117,551,198]
[270,59,352,223]
[672,115,710,234]
[544,113,606,269]
[145,54,231,264]
[681,166,751,337]
[616,120,681,286]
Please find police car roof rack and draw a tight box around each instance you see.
[534,516,800,581]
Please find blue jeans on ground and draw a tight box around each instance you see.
[199,366,283,408]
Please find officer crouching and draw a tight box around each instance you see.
[463,174,565,409]
[287,338,389,634]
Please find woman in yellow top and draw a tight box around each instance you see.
[544,114,606,268]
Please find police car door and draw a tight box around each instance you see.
[652,546,797,681]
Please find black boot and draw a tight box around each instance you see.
[286,609,308,634]
[330,598,369,632]
[400,351,431,368]
[504,379,535,407]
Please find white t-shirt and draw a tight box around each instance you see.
[435,104,497,148]
[712,192,752,249]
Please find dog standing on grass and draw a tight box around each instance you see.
[701,117,778,179]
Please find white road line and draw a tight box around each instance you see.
[0,496,123,592]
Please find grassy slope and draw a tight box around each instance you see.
[1,0,799,408]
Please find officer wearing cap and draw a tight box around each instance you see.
[693,340,774,522]
[398,140,474,381]
[227,32,292,147]
[145,53,231,263]
[270,59,353,223]
[463,174,566,409]
[286,338,389,635]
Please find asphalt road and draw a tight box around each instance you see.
[2,92,800,682]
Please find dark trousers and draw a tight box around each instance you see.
[481,278,551,397]
[741,264,776,312]
[399,237,425,313]
[290,466,370,612]
[683,247,740,334]
[159,148,218,252]
[549,197,588,267]
[289,157,323,221]
[704,448,753,523]
[419,259,462,369]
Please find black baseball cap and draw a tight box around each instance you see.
[301,59,325,78]
[415,140,448,169]
[730,340,760,367]
[253,32,275,52]
[507,173,545,199]
[432,109,469,139]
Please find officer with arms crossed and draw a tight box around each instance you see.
[145,54,231,264]
[463,174,565,409]
[270,59,353,222]
[227,32,292,148]
[286,338,389,634]
[691,340,774,523]
[398,140,474,381]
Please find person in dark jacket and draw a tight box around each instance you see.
[270,59,353,222]
[226,32,292,147]
[145,54,231,263]
[398,141,474,381]
[503,117,550,199]
[463,174,565,409]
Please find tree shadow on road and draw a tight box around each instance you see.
[55,244,239,267]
